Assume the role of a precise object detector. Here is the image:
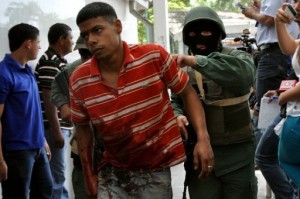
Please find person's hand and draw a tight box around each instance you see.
[172,54,197,68]
[252,0,261,12]
[53,130,65,148]
[44,140,52,161]
[176,115,189,140]
[275,3,293,24]
[0,161,8,182]
[60,104,71,122]
[193,135,214,179]
[264,90,279,103]
[242,8,255,19]
[84,172,98,198]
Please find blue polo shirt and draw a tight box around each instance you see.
[0,54,44,150]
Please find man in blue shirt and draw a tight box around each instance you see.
[0,23,53,199]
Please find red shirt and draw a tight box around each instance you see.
[70,42,188,170]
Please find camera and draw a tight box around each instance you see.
[233,29,257,54]
[285,4,296,20]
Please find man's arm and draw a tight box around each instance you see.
[51,75,71,122]
[275,3,300,55]
[42,88,64,148]
[242,9,275,26]
[179,84,214,178]
[241,0,275,26]
[0,104,8,182]
[76,124,98,197]
[173,53,255,93]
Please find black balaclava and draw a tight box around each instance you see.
[185,21,222,56]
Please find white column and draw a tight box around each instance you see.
[153,0,170,51]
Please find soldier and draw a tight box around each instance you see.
[171,6,258,199]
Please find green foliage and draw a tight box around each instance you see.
[168,0,189,11]
[138,0,251,44]
[195,0,251,12]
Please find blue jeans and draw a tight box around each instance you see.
[1,148,53,199]
[98,165,172,199]
[279,116,300,188]
[45,128,71,199]
[256,115,296,199]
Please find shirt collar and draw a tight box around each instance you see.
[5,54,31,71]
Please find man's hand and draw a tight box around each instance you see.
[53,130,64,148]
[172,54,197,68]
[0,161,7,182]
[176,115,189,140]
[60,104,71,122]
[44,140,52,161]
[84,172,98,198]
[193,135,214,179]
[242,8,255,19]
[253,0,261,12]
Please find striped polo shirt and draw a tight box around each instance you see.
[70,42,188,170]
[35,47,72,128]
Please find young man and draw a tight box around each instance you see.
[70,2,214,198]
[0,23,53,199]
[35,23,73,199]
[171,6,257,199]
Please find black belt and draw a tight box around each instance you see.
[259,42,279,51]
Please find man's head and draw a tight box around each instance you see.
[76,2,122,61]
[74,36,92,62]
[183,6,226,56]
[8,23,40,60]
[48,23,73,56]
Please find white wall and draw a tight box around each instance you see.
[0,0,138,67]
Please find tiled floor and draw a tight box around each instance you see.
[171,163,272,199]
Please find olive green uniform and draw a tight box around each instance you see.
[171,48,258,199]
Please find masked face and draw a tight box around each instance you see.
[185,21,222,56]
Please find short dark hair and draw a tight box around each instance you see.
[8,23,39,52]
[78,48,92,60]
[48,23,72,45]
[76,2,118,25]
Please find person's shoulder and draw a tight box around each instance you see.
[70,59,91,81]
[0,61,9,75]
[129,43,164,52]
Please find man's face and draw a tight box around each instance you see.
[62,31,74,55]
[185,21,221,56]
[28,36,41,60]
[79,17,122,61]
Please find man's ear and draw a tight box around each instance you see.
[24,40,32,49]
[114,19,122,34]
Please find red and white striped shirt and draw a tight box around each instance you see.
[70,42,188,170]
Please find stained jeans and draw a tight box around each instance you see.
[255,115,296,199]
[45,128,71,199]
[1,148,53,199]
[98,165,172,199]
